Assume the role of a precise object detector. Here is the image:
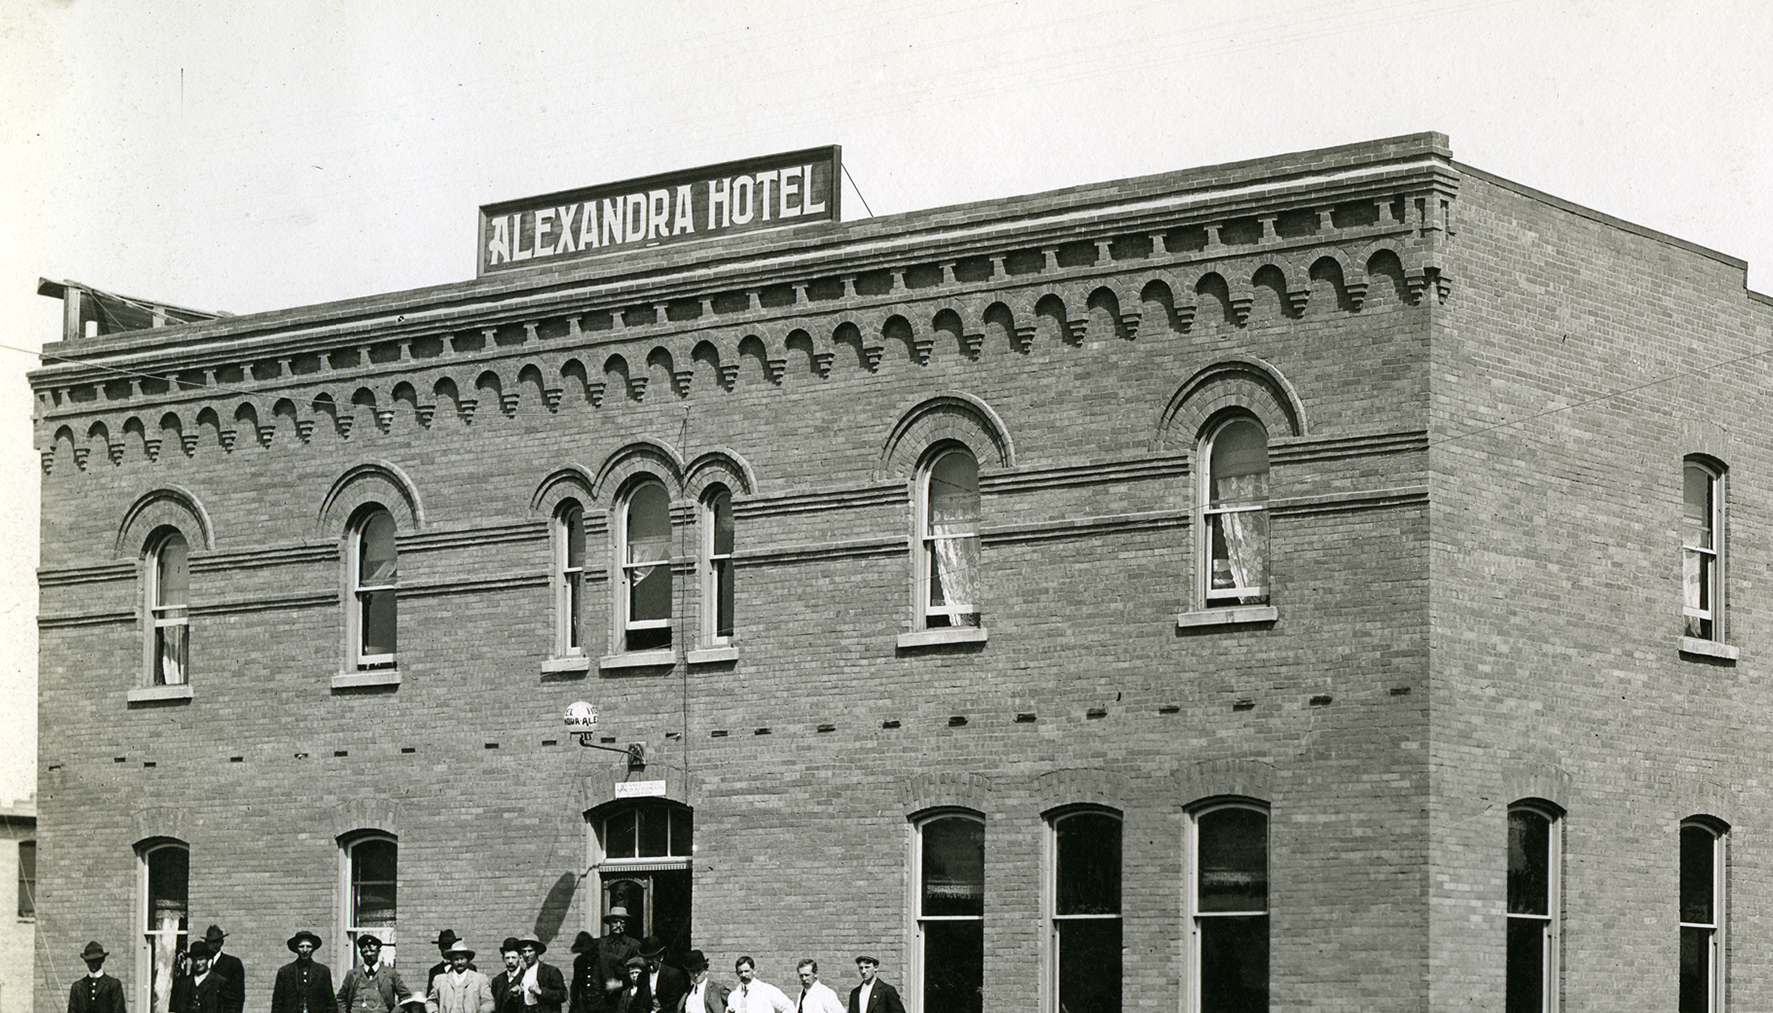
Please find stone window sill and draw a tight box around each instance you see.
[1176,605,1279,629]
[1678,637,1739,661]
[686,646,739,665]
[542,656,592,675]
[600,650,675,671]
[897,627,989,649]
[127,684,194,704]
[332,669,402,690]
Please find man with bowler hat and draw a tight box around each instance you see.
[429,931,476,998]
[491,939,527,1013]
[516,935,567,1013]
[337,934,419,1013]
[68,941,126,1013]
[588,908,639,1013]
[271,931,335,1013]
[677,951,727,1013]
[170,941,225,1013]
[635,938,687,1013]
[844,957,903,1013]
[201,925,246,1013]
[427,939,493,1013]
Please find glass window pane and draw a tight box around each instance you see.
[16,841,33,918]
[359,512,398,584]
[567,573,582,649]
[1507,810,1550,916]
[711,490,734,555]
[1683,466,1714,551]
[639,807,669,858]
[156,534,189,606]
[1210,420,1269,507]
[1056,918,1120,1013]
[1199,808,1268,913]
[1505,918,1545,1013]
[669,807,692,857]
[927,451,979,536]
[630,563,671,623]
[351,840,396,927]
[923,920,983,1013]
[1680,826,1715,924]
[157,625,188,686]
[1199,915,1269,1013]
[627,484,671,563]
[564,504,585,568]
[361,588,397,657]
[1679,926,1710,1013]
[714,559,734,639]
[146,846,188,931]
[604,810,637,859]
[921,817,984,917]
[1056,812,1120,916]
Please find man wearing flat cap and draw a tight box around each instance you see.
[613,958,646,1013]
[516,935,568,1013]
[68,941,126,1013]
[427,940,493,1013]
[170,941,225,1013]
[678,951,727,1013]
[429,931,476,998]
[201,925,247,1013]
[844,957,903,1013]
[337,934,420,1013]
[271,932,335,1013]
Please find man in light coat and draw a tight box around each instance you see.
[428,940,494,1013]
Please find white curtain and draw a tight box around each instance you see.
[1215,474,1268,603]
[151,920,180,1013]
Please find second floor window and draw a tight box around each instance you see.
[1682,460,1724,641]
[556,502,585,656]
[1201,417,1269,607]
[920,447,981,628]
[149,531,189,686]
[622,481,672,652]
[350,509,398,668]
[704,487,734,644]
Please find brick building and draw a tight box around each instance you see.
[29,133,1773,1012]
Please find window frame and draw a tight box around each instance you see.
[1682,458,1725,644]
[346,507,399,671]
[138,839,189,1013]
[1045,806,1122,1013]
[911,809,985,1013]
[1185,799,1270,1013]
[915,444,982,631]
[16,839,33,919]
[555,500,586,658]
[1197,415,1271,610]
[340,833,398,968]
[1507,802,1562,1013]
[702,485,735,647]
[585,801,693,961]
[1680,817,1727,1013]
[617,478,674,653]
[143,528,190,688]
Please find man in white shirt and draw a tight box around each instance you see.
[723,957,791,1013]
[792,962,843,1013]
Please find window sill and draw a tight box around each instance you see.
[897,627,989,649]
[599,650,675,671]
[542,655,592,675]
[686,646,739,665]
[1176,605,1279,629]
[1678,637,1740,661]
[127,684,193,704]
[332,669,402,689]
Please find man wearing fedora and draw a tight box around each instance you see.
[429,931,476,998]
[635,937,687,1013]
[201,925,246,1013]
[68,941,126,1013]
[490,938,527,1013]
[270,932,335,1013]
[170,941,225,1013]
[337,934,420,1013]
[582,907,639,1013]
[516,934,568,1013]
[426,939,493,1013]
[677,951,727,1013]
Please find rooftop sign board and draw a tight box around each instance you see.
[477,145,841,276]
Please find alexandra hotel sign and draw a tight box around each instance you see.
[478,145,841,275]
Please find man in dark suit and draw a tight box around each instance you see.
[171,941,226,1013]
[635,938,688,1013]
[676,951,726,1013]
[517,935,568,1013]
[490,939,526,1013]
[68,940,127,1013]
[202,925,247,1013]
[845,957,904,1013]
[270,931,336,1013]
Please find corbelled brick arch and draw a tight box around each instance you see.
[116,485,215,557]
[316,461,424,536]
[877,392,1015,484]
[1153,356,1307,454]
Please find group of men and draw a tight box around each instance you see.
[67,911,906,1013]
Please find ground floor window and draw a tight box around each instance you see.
[140,841,189,1013]
[343,833,398,965]
[1190,802,1268,1012]
[1680,818,1726,1013]
[1049,808,1120,1013]
[590,801,693,964]
[1507,803,1560,1013]
[915,811,983,1013]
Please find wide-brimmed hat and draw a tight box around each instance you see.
[434,929,460,949]
[444,940,475,961]
[637,937,666,961]
[500,937,523,955]
[516,934,545,954]
[623,956,647,970]
[80,941,108,961]
[569,931,595,954]
[356,933,384,949]
[287,931,323,953]
[681,950,710,974]
[602,907,631,924]
[188,941,212,962]
[203,925,228,945]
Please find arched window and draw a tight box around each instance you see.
[556,501,586,657]
[148,530,190,686]
[348,508,398,669]
[1049,808,1120,1013]
[1189,802,1268,1011]
[914,811,984,1013]
[139,841,189,1013]
[620,481,672,652]
[343,834,397,965]
[1200,417,1269,607]
[703,486,735,645]
[1680,818,1727,1012]
[1507,803,1561,1013]
[1682,459,1724,642]
[919,446,981,628]
[587,801,692,964]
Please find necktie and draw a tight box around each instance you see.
[798,992,805,1013]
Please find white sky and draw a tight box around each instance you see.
[1,0,1769,806]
